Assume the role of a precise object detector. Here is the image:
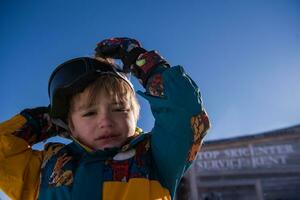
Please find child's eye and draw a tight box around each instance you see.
[113,107,130,112]
[82,111,96,117]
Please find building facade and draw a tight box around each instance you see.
[176,125,300,200]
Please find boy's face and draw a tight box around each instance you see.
[68,89,137,150]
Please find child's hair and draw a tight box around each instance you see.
[68,74,140,123]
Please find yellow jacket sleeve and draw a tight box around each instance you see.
[0,114,43,200]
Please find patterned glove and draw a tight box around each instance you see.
[95,37,169,86]
[95,37,146,72]
[20,106,67,142]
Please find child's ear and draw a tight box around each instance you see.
[67,117,75,133]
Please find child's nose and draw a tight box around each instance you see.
[97,113,113,128]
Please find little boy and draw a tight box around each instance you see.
[0,38,210,200]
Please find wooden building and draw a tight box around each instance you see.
[176,125,300,200]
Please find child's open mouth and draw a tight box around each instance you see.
[95,134,120,141]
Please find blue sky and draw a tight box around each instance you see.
[0,0,300,199]
[1,0,300,143]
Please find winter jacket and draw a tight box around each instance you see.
[0,66,210,200]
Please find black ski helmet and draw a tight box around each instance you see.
[48,57,133,124]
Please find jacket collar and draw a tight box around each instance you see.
[69,127,149,155]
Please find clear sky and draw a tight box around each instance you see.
[1,0,300,143]
[1,0,300,199]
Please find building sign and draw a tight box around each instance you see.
[196,143,298,171]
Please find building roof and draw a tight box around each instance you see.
[205,124,300,145]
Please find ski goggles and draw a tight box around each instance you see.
[48,57,133,119]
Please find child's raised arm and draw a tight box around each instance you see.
[138,65,210,195]
[0,107,64,199]
[95,38,210,196]
[1,107,62,146]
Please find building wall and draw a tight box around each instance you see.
[176,125,300,200]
